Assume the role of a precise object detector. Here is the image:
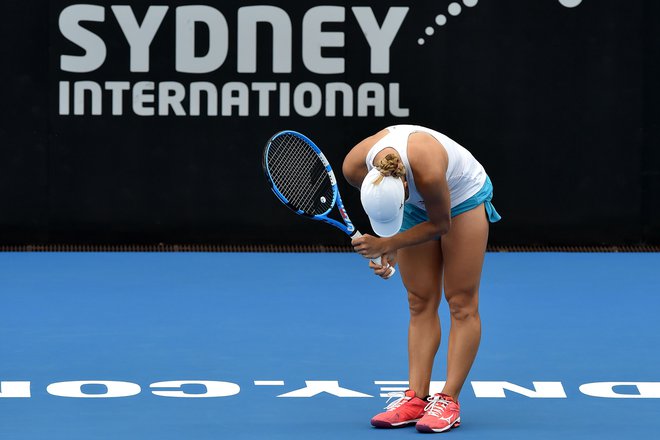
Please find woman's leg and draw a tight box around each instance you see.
[397,239,443,397]
[440,204,489,399]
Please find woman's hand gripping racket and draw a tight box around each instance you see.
[263,130,395,279]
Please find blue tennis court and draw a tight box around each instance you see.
[1,251,659,439]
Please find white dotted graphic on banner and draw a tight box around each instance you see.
[418,0,477,45]
[418,0,584,45]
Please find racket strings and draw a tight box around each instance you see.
[274,137,318,202]
[268,134,306,173]
[271,136,320,208]
[267,134,334,215]
[280,139,330,213]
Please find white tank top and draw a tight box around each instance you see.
[365,125,487,210]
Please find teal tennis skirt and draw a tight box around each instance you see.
[400,176,501,233]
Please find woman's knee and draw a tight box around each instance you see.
[407,288,441,317]
[445,288,479,321]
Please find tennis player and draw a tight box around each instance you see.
[342,124,501,433]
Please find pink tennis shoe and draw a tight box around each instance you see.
[370,390,427,428]
[416,393,461,433]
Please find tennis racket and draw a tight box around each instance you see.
[263,130,395,279]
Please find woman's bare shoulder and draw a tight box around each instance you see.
[342,128,390,187]
[407,132,448,175]
[356,128,390,150]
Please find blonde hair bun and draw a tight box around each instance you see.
[373,153,405,184]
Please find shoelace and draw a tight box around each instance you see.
[384,391,408,411]
[424,395,450,417]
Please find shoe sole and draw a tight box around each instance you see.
[416,418,461,433]
[371,418,422,428]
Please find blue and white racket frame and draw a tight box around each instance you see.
[263,130,395,278]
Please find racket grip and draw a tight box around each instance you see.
[351,231,396,279]
[371,256,396,279]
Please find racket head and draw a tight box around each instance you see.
[263,130,337,218]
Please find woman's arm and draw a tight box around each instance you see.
[342,129,390,188]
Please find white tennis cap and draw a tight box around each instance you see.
[360,167,405,237]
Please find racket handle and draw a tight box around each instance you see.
[351,231,396,279]
[372,256,396,279]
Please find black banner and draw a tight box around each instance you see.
[0,0,657,246]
